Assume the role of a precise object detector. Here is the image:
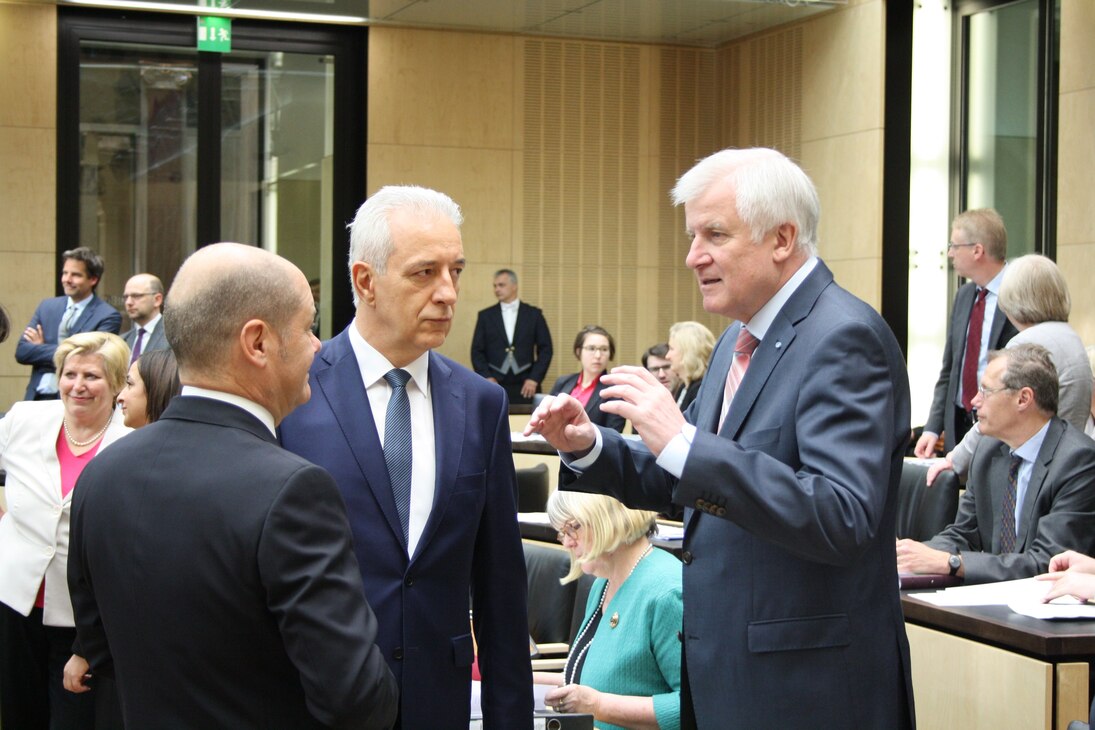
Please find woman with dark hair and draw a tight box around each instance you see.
[116,349,181,428]
[548,325,626,433]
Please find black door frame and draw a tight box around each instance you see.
[57,7,366,329]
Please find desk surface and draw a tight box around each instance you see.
[901,593,1095,660]
[511,436,558,456]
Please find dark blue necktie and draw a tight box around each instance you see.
[384,369,413,546]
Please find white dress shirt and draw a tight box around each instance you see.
[501,299,520,344]
[349,322,435,558]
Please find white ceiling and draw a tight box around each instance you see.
[54,0,844,47]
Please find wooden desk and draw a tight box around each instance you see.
[902,594,1093,730]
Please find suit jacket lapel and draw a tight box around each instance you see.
[716,262,832,438]
[72,296,98,332]
[489,304,508,343]
[313,331,406,543]
[988,301,1009,349]
[1017,419,1062,548]
[39,409,64,503]
[414,353,465,561]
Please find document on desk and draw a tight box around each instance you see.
[911,577,1092,619]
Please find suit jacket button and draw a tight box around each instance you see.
[393,647,403,660]
[681,550,693,564]
[716,507,727,517]
[695,499,707,509]
[404,577,414,587]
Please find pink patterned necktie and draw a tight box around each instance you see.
[718,327,760,431]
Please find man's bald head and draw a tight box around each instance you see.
[164,243,308,379]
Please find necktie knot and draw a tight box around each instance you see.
[976,288,988,303]
[384,368,412,390]
[734,327,760,356]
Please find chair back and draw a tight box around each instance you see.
[524,540,593,645]
[516,462,550,513]
[895,461,961,541]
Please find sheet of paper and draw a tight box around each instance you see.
[909,577,1052,606]
[1008,601,1095,620]
[511,432,548,443]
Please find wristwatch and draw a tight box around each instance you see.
[948,553,962,576]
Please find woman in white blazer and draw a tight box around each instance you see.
[0,331,131,729]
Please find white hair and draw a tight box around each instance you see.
[347,185,463,305]
[671,148,820,256]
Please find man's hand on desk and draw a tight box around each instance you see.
[1038,571,1095,603]
[896,539,957,576]
[524,394,597,456]
[599,366,685,456]
[1037,550,1095,603]
[1047,549,1095,574]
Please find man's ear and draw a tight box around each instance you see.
[771,222,799,263]
[238,319,272,367]
[352,261,376,306]
[1015,385,1035,411]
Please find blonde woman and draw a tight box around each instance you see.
[0,332,131,728]
[536,491,682,730]
[666,321,715,411]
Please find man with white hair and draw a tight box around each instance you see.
[527,148,915,728]
[280,186,533,729]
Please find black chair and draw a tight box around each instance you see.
[523,540,594,669]
[516,462,550,513]
[895,461,961,541]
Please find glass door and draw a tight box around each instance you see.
[59,9,365,335]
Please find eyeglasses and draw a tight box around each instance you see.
[581,346,610,354]
[647,364,673,373]
[977,383,1014,398]
[122,292,154,300]
[946,242,978,251]
[555,521,582,542]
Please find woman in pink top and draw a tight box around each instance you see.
[0,331,131,729]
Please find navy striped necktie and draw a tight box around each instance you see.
[383,369,413,546]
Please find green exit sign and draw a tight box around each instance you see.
[197,16,231,53]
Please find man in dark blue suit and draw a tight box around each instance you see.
[527,148,915,728]
[470,269,553,405]
[280,186,533,729]
[16,247,121,400]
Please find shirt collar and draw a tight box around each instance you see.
[136,313,162,333]
[348,320,431,396]
[983,263,1007,296]
[179,385,276,437]
[1012,418,1052,465]
[67,296,92,315]
[745,256,819,340]
[500,299,520,312]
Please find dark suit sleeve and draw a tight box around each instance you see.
[470,311,491,377]
[15,302,58,368]
[91,302,123,335]
[259,463,398,730]
[923,488,984,554]
[527,309,553,384]
[472,395,534,728]
[955,438,1095,583]
[69,476,115,678]
[924,294,963,436]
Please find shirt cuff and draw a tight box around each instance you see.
[655,423,696,479]
[560,428,604,472]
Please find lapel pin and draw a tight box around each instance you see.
[774,341,782,349]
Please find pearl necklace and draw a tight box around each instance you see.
[63,415,112,447]
[564,542,654,685]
